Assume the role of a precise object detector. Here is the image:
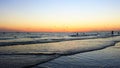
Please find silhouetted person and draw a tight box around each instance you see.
[118,32,120,35]
[111,31,114,36]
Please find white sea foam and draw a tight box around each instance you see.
[0,35,99,46]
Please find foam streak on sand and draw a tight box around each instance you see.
[0,36,120,68]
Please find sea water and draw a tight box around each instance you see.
[0,31,116,46]
[0,32,120,68]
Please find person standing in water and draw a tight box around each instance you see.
[111,31,114,36]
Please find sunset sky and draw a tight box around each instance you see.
[0,0,120,32]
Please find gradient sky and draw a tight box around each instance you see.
[0,0,120,32]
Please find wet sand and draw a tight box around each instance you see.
[36,42,120,68]
[0,55,60,68]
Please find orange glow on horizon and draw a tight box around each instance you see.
[0,23,120,32]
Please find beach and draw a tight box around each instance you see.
[0,32,120,68]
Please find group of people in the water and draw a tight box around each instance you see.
[70,31,120,37]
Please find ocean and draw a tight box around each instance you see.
[0,32,120,68]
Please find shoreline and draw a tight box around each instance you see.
[28,41,120,68]
[35,42,120,68]
[0,36,120,68]
[0,35,119,47]
[1,41,119,56]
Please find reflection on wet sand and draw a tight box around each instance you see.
[37,42,120,68]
